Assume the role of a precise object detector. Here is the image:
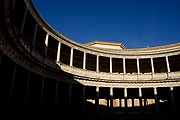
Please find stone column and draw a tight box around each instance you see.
[107,98,109,108]
[137,58,140,73]
[12,0,15,10]
[170,87,177,117]
[154,87,159,112]
[69,83,72,113]
[70,48,73,66]
[110,57,112,73]
[96,86,99,113]
[123,58,126,74]
[25,71,31,111]
[151,58,155,73]
[119,98,122,108]
[110,87,113,113]
[44,34,49,56]
[139,88,143,112]
[83,52,86,69]
[82,86,86,112]
[144,98,147,108]
[96,55,99,72]
[8,64,17,110]
[0,52,2,64]
[132,98,134,111]
[124,88,128,112]
[166,56,170,72]
[20,8,27,34]
[40,77,45,112]
[31,23,38,49]
[54,80,59,112]
[56,42,61,62]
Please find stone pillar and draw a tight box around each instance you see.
[44,34,49,56]
[31,23,38,49]
[8,64,17,110]
[118,98,121,113]
[166,56,170,72]
[110,87,113,113]
[82,86,86,112]
[132,98,134,111]
[56,42,61,62]
[96,86,99,113]
[0,52,2,64]
[12,0,15,10]
[124,88,128,112]
[137,58,140,73]
[96,55,99,72]
[83,52,86,69]
[107,98,109,108]
[151,58,155,73]
[123,58,126,74]
[170,87,177,118]
[69,83,72,113]
[139,88,143,112]
[70,48,73,66]
[20,8,27,34]
[110,57,112,73]
[40,77,45,112]
[119,98,121,108]
[154,87,159,112]
[25,71,31,111]
[54,80,58,112]
[144,98,147,108]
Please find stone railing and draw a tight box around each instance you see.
[59,62,180,81]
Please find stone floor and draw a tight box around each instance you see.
[2,111,179,120]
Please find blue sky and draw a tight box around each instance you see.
[32,0,180,49]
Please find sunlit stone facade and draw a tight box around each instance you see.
[0,0,180,119]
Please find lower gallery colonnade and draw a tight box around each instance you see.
[0,0,180,120]
[0,51,179,119]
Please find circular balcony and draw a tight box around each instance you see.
[2,0,179,88]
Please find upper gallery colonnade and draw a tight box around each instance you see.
[3,0,180,87]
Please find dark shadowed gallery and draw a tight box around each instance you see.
[0,0,180,120]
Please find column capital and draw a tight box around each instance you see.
[96,86,99,92]
[170,87,174,91]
